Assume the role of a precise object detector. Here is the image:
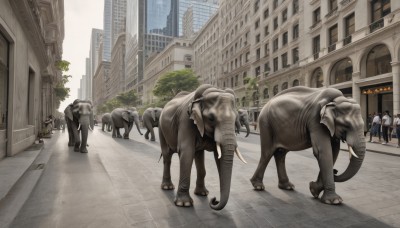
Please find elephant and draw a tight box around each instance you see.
[159,84,247,210]
[235,109,250,137]
[143,107,162,141]
[250,86,366,205]
[64,99,94,153]
[101,113,112,132]
[111,108,143,139]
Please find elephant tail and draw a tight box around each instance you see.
[158,153,162,163]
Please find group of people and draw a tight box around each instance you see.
[368,111,400,147]
[44,115,66,135]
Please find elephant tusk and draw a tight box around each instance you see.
[348,145,359,159]
[77,124,81,131]
[235,147,247,164]
[216,143,222,159]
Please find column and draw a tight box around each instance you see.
[304,71,310,87]
[352,72,361,104]
[391,62,400,115]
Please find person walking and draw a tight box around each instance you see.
[394,113,400,148]
[381,110,391,145]
[370,112,381,143]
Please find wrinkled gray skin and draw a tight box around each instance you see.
[250,87,366,205]
[143,107,162,141]
[111,108,143,139]
[159,84,245,210]
[235,109,250,137]
[101,113,112,132]
[64,99,94,153]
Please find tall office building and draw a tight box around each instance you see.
[125,0,178,94]
[85,58,91,100]
[112,0,127,47]
[103,0,112,61]
[179,0,219,38]
[89,28,103,100]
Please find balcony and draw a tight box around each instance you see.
[326,7,338,19]
[328,44,336,52]
[310,20,321,30]
[343,36,352,46]
[370,18,384,33]
[313,52,319,60]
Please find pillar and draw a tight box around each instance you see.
[352,72,361,104]
[391,62,400,115]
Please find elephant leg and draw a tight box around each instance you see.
[144,128,150,140]
[194,150,209,196]
[160,132,174,190]
[274,149,295,190]
[310,139,340,198]
[311,132,342,205]
[102,123,105,131]
[123,122,130,139]
[175,149,195,207]
[250,127,275,191]
[73,124,81,152]
[149,126,156,141]
[80,126,89,153]
[116,128,122,138]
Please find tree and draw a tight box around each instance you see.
[54,60,71,109]
[243,76,259,108]
[104,98,122,112]
[153,69,199,101]
[116,90,137,107]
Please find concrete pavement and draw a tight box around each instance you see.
[1,127,400,227]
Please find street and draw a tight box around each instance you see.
[10,126,400,227]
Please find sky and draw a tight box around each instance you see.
[58,0,104,111]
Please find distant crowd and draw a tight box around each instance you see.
[368,111,400,148]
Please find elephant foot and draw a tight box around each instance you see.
[150,138,155,141]
[74,147,80,152]
[320,191,343,205]
[309,181,324,198]
[278,181,295,190]
[80,148,88,153]
[161,180,175,190]
[117,135,122,138]
[194,186,209,196]
[144,135,149,140]
[123,136,129,139]
[68,142,74,147]
[174,191,193,207]
[250,178,265,191]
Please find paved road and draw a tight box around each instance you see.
[10,126,400,227]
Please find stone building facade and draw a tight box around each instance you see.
[0,0,64,158]
[109,33,126,99]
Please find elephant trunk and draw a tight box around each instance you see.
[334,133,366,182]
[244,120,250,137]
[79,115,90,149]
[210,133,235,210]
[134,118,143,135]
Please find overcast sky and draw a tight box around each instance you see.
[58,0,104,111]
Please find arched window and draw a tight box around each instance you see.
[330,58,353,84]
[273,85,279,95]
[263,88,269,99]
[292,79,300,87]
[366,44,392,77]
[281,82,288,90]
[311,68,323,88]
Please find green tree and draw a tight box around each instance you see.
[153,69,199,101]
[242,76,259,108]
[105,98,122,112]
[116,90,137,107]
[54,60,71,109]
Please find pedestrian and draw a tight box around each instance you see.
[369,112,381,143]
[381,110,391,145]
[44,115,54,134]
[394,113,400,148]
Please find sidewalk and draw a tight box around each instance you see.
[241,127,400,156]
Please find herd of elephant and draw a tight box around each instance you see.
[64,85,366,211]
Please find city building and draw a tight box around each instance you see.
[93,42,111,109]
[180,0,219,38]
[111,0,127,47]
[143,38,193,105]
[109,33,126,99]
[103,0,112,62]
[0,0,64,158]
[89,28,103,101]
[79,75,87,100]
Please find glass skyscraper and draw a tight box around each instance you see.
[103,0,112,61]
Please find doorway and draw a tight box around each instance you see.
[0,31,9,159]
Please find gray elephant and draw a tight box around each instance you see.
[64,99,94,153]
[101,113,112,132]
[250,86,366,205]
[235,109,250,137]
[142,107,162,141]
[111,108,143,139]
[159,84,247,210]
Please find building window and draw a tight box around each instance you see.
[344,13,355,45]
[264,8,269,19]
[331,58,353,84]
[235,75,239,86]
[311,68,324,88]
[293,24,299,39]
[313,35,320,59]
[264,43,270,57]
[273,57,278,72]
[263,88,269,99]
[0,32,9,130]
[256,48,261,60]
[282,8,288,23]
[254,0,260,12]
[264,25,269,36]
[241,97,247,107]
[370,0,391,32]
[282,53,288,68]
[292,48,299,64]
[328,24,338,52]
[274,17,278,30]
[329,0,338,12]
[282,32,288,46]
[273,38,279,52]
[293,0,299,14]
[281,82,288,90]
[292,79,300,87]
[273,85,279,95]
[184,54,192,61]
[246,52,250,62]
[255,66,261,76]
[313,7,321,25]
[255,19,260,29]
[264,62,270,76]
[256,34,261,43]
[366,44,392,77]
[273,0,278,9]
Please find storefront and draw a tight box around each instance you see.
[362,83,393,118]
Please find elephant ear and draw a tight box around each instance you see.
[64,106,73,121]
[190,102,205,137]
[320,102,336,137]
[122,111,129,122]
